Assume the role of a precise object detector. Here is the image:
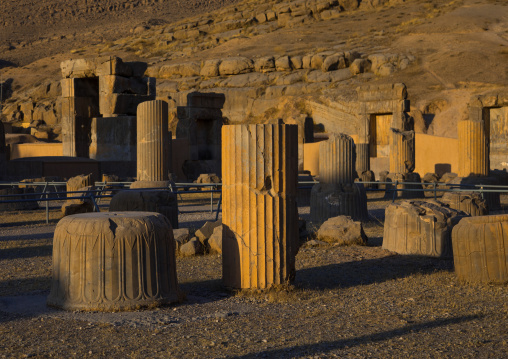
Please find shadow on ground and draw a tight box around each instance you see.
[296,255,453,290]
[234,314,482,359]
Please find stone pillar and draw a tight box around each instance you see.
[137,100,170,182]
[355,142,370,174]
[222,124,299,289]
[389,129,415,174]
[319,134,356,185]
[458,119,488,177]
[310,133,368,224]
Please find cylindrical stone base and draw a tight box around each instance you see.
[458,120,488,177]
[221,124,299,289]
[452,214,508,284]
[310,183,368,224]
[137,100,170,182]
[319,134,356,185]
[384,172,425,199]
[47,212,179,311]
[389,129,415,174]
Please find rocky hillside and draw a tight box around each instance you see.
[1,0,507,142]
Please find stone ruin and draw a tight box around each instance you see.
[47,212,180,311]
[452,214,508,284]
[60,56,155,177]
[109,100,179,229]
[177,92,225,181]
[383,200,467,258]
[310,133,368,224]
[222,124,299,289]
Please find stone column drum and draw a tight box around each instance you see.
[137,100,170,182]
[47,212,180,311]
[458,119,488,177]
[452,214,508,284]
[222,124,299,289]
[319,134,356,184]
[389,129,415,174]
[355,142,370,174]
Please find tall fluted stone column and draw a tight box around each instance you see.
[222,124,299,289]
[319,134,356,184]
[458,119,488,177]
[310,134,368,224]
[389,129,415,174]
[355,142,370,174]
[137,100,170,182]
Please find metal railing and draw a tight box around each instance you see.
[1,179,507,224]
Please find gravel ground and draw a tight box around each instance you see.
[0,193,507,358]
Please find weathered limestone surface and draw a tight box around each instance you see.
[452,214,508,284]
[317,216,367,245]
[318,134,356,185]
[89,116,136,161]
[137,100,171,182]
[383,200,467,258]
[47,212,180,311]
[441,191,488,216]
[66,174,92,198]
[458,119,488,177]
[389,129,415,174]
[109,190,179,229]
[310,183,368,223]
[355,142,369,174]
[449,176,501,211]
[356,170,376,189]
[222,124,299,289]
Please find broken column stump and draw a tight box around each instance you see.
[384,172,425,199]
[441,191,488,216]
[47,212,179,311]
[452,214,508,284]
[310,134,368,224]
[137,100,171,182]
[383,200,467,258]
[389,129,415,174]
[221,124,299,289]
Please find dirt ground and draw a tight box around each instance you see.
[0,193,507,358]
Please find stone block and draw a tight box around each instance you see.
[60,58,98,78]
[317,216,367,245]
[310,183,368,224]
[385,172,424,199]
[180,237,204,257]
[383,200,467,258]
[195,219,222,242]
[100,93,155,116]
[66,174,92,198]
[61,201,94,216]
[452,214,508,284]
[99,75,155,96]
[222,124,299,289]
[441,191,488,216]
[218,57,254,76]
[89,116,136,162]
[109,189,178,229]
[47,212,179,311]
[208,226,223,254]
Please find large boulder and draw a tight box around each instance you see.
[383,200,468,258]
[180,237,204,257]
[219,57,254,76]
[317,216,367,246]
[195,219,222,243]
[208,225,223,254]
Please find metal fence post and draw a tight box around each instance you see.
[45,190,49,224]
